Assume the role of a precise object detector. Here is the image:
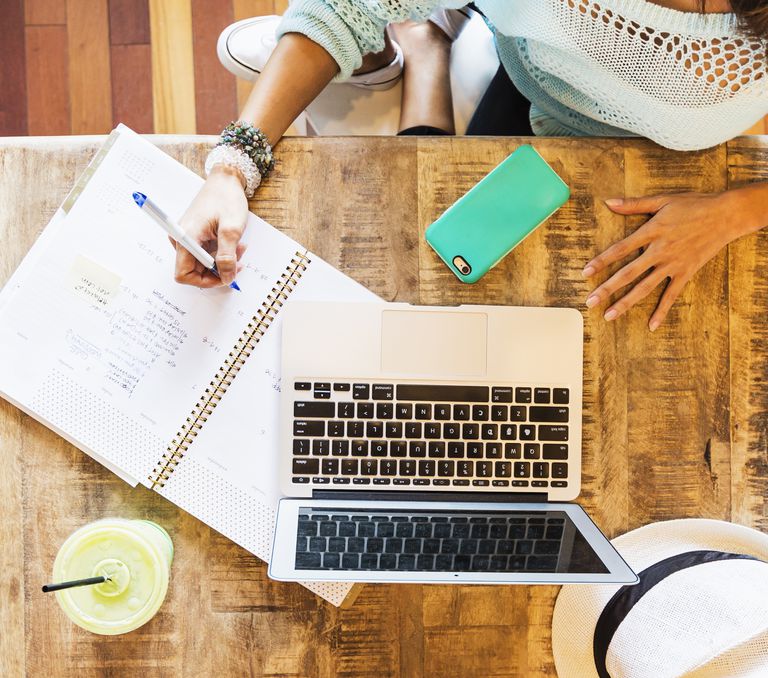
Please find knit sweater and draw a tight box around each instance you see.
[277,0,768,150]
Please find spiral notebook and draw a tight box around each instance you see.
[0,125,377,606]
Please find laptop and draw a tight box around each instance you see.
[269,302,637,585]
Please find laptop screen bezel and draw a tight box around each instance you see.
[269,499,637,584]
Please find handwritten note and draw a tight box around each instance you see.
[68,254,121,308]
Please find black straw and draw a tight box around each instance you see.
[42,576,109,593]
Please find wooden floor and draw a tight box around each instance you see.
[1,0,767,138]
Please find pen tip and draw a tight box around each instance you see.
[132,192,147,207]
[230,281,241,292]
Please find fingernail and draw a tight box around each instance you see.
[582,266,596,277]
[585,295,599,308]
[604,309,618,321]
[649,320,659,332]
[605,198,623,208]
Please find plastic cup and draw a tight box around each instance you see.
[51,518,173,635]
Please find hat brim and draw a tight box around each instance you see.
[551,519,768,678]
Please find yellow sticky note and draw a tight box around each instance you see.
[68,255,122,307]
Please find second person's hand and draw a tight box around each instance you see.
[173,165,249,288]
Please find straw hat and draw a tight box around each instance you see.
[551,519,768,678]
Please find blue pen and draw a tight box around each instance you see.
[132,192,241,291]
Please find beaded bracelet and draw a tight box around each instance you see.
[204,121,275,198]
[220,121,275,177]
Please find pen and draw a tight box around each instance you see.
[132,191,241,291]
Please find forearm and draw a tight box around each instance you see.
[238,33,339,145]
[720,180,768,240]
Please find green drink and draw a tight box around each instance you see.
[51,519,173,635]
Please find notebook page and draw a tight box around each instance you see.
[0,127,300,483]
[157,252,378,606]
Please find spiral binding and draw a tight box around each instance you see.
[148,251,311,490]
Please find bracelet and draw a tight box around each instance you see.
[220,121,275,178]
[204,145,261,198]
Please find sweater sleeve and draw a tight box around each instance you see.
[276,0,465,80]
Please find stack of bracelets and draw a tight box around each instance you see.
[204,121,275,198]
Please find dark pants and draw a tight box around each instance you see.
[399,65,533,137]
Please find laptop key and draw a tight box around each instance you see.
[409,441,427,457]
[501,425,517,440]
[453,404,470,420]
[360,554,379,569]
[552,462,568,478]
[447,442,465,458]
[405,422,422,438]
[294,420,324,436]
[438,460,455,477]
[543,444,568,460]
[428,441,446,458]
[293,439,310,455]
[505,443,522,459]
[296,552,321,568]
[347,421,364,437]
[515,387,532,403]
[529,406,569,423]
[293,458,319,475]
[396,404,413,419]
[351,440,368,456]
[533,462,549,478]
[415,404,432,420]
[476,461,492,477]
[357,402,374,419]
[370,441,388,457]
[457,461,474,477]
[520,425,535,441]
[341,459,358,475]
[551,480,568,488]
[443,423,460,439]
[434,404,451,420]
[553,388,570,404]
[462,423,480,440]
[294,401,334,417]
[366,421,383,437]
[342,553,360,569]
[352,477,371,484]
[327,421,345,437]
[390,441,408,457]
[386,422,403,438]
[534,387,551,403]
[514,461,530,478]
[539,425,569,441]
[424,423,441,439]
[509,406,526,422]
[372,384,394,400]
[333,382,350,392]
[332,440,349,456]
[495,461,512,477]
[353,384,370,400]
[482,424,498,440]
[376,403,394,419]
[294,382,311,391]
[396,523,414,538]
[467,442,483,459]
[417,555,435,570]
[361,459,378,475]
[492,405,508,421]
[399,459,416,476]
[418,460,436,476]
[322,459,339,475]
[379,553,397,569]
[524,443,541,459]
[312,440,329,456]
[492,386,513,403]
[472,405,489,421]
[338,402,355,418]
[485,443,502,459]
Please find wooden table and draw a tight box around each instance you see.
[1,134,767,677]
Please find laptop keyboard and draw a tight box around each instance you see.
[295,510,566,572]
[291,382,570,489]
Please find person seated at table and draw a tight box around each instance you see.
[176,0,768,331]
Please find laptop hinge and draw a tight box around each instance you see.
[311,490,548,503]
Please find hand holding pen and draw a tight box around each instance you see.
[132,173,247,290]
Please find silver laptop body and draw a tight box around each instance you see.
[270,302,636,585]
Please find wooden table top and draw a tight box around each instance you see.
[1,134,767,677]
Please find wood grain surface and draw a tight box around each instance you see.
[0,135,766,677]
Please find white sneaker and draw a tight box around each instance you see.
[428,6,473,42]
[217,16,404,90]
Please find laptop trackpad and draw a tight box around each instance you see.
[381,310,487,377]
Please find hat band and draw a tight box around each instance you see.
[592,550,762,678]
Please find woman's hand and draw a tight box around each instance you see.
[582,191,745,331]
[173,165,249,288]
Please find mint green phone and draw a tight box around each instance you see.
[425,145,570,283]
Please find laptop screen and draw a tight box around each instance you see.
[294,507,608,574]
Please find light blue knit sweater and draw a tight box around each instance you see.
[276,0,767,150]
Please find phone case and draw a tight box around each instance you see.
[425,145,570,283]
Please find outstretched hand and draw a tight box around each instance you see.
[173,166,249,288]
[582,192,736,331]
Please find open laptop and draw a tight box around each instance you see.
[269,302,636,585]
